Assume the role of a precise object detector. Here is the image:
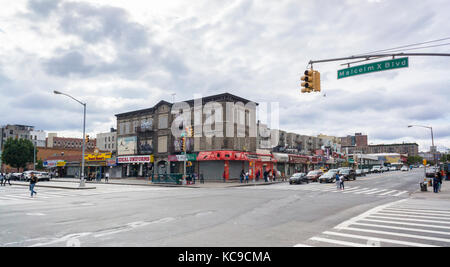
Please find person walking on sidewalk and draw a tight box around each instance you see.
[223,171,226,183]
[200,172,205,184]
[245,171,249,184]
[433,174,440,193]
[437,171,443,192]
[105,172,109,183]
[30,173,38,197]
[240,170,245,183]
[0,172,4,186]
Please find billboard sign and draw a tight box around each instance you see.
[118,136,137,155]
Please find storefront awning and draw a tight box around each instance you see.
[273,153,289,163]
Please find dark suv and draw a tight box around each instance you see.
[339,169,356,181]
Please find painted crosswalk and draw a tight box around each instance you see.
[245,183,410,198]
[304,199,450,247]
[0,185,175,206]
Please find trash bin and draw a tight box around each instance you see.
[420,183,427,192]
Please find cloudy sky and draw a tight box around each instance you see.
[1,0,449,152]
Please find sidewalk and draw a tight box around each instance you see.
[51,177,285,189]
[10,181,96,190]
[411,180,450,200]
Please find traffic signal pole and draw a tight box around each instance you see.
[307,52,450,67]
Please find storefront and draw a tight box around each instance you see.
[273,153,289,177]
[168,154,197,175]
[197,151,250,181]
[117,155,154,178]
[84,151,112,180]
[288,155,310,174]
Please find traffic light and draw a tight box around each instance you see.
[85,134,90,143]
[301,69,321,93]
[190,126,194,138]
[182,137,186,151]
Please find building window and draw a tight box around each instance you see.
[158,115,168,129]
[158,136,168,153]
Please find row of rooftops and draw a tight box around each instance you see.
[115,92,257,118]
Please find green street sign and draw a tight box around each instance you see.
[338,57,409,79]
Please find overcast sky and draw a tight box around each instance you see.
[1,0,449,152]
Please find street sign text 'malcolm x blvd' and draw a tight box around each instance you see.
[338,57,409,79]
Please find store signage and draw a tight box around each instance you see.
[106,159,117,167]
[85,152,112,161]
[118,155,154,164]
[168,154,197,162]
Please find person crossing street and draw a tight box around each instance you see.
[30,173,38,197]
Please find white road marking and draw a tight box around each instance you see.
[375,212,450,221]
[367,215,450,225]
[351,222,450,236]
[360,218,450,230]
[378,190,399,196]
[386,207,450,214]
[310,237,367,247]
[365,189,389,195]
[383,209,450,217]
[339,227,450,243]
[392,191,408,197]
[322,231,437,247]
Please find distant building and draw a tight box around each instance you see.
[46,133,96,150]
[340,133,368,148]
[96,128,117,153]
[344,143,419,157]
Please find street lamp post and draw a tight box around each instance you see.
[408,125,436,166]
[54,90,87,188]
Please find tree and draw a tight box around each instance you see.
[1,138,34,171]
[36,159,44,170]
[407,155,423,166]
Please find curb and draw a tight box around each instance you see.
[11,183,96,190]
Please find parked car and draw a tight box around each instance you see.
[289,173,308,184]
[37,172,51,181]
[9,173,23,181]
[371,166,383,173]
[355,169,365,177]
[23,171,41,182]
[401,166,409,172]
[363,169,370,174]
[306,170,323,183]
[381,166,389,172]
[319,170,338,183]
[425,167,438,178]
[389,167,397,171]
[339,169,356,181]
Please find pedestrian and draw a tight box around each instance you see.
[192,173,197,184]
[437,171,443,192]
[273,170,277,182]
[240,170,245,183]
[200,172,205,184]
[0,172,4,186]
[263,170,268,183]
[5,173,11,186]
[30,173,38,197]
[433,174,440,193]
[335,173,340,190]
[256,170,260,182]
[339,174,345,191]
[223,171,226,183]
[245,171,249,184]
[105,172,109,183]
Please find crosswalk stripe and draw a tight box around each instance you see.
[310,237,367,247]
[368,215,450,225]
[392,191,408,197]
[387,207,450,214]
[378,190,399,196]
[323,231,437,247]
[5,195,33,200]
[383,209,450,217]
[365,189,389,195]
[351,222,450,236]
[360,218,450,230]
[355,188,382,194]
[377,211,450,220]
[340,227,450,243]
[342,188,370,194]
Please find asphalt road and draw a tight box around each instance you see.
[1,168,447,247]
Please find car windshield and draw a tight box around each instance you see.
[340,170,350,174]
[307,171,319,176]
[293,173,304,178]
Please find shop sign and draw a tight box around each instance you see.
[118,155,154,164]
[85,152,112,161]
[106,159,117,166]
[168,154,197,162]
[44,160,66,167]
